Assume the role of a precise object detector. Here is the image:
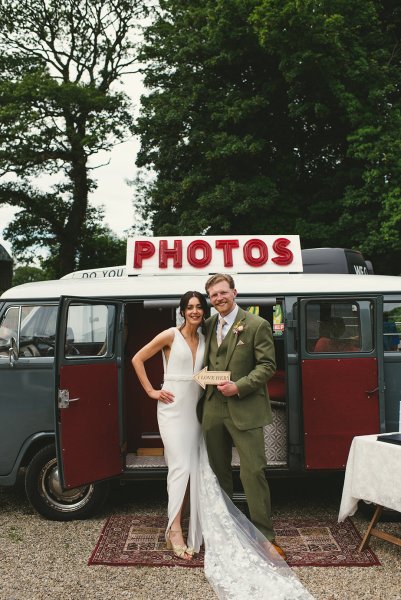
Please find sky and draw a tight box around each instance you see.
[0,76,145,260]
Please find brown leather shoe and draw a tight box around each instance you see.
[271,541,287,560]
[262,540,287,561]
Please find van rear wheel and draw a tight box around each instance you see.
[25,444,109,521]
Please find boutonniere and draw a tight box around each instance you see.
[233,321,245,335]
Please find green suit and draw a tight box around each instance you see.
[202,306,276,540]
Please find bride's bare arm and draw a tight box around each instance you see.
[132,329,175,403]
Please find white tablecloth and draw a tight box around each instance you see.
[338,433,401,522]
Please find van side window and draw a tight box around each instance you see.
[383,303,401,351]
[0,305,58,358]
[20,305,58,357]
[65,304,111,358]
[306,301,371,353]
[0,306,19,357]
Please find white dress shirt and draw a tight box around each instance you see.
[217,304,239,342]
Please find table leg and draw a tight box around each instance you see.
[358,505,383,552]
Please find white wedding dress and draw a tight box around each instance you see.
[160,327,314,600]
[159,327,204,552]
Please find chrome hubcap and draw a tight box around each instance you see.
[40,458,94,512]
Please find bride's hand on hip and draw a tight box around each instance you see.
[149,389,175,403]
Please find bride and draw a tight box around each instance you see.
[132,291,313,599]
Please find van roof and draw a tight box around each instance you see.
[2,272,401,300]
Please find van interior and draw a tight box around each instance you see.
[123,301,287,474]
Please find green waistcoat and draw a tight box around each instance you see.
[206,325,230,400]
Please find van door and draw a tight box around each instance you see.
[300,297,384,469]
[55,297,124,489]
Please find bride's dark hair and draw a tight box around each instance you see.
[179,291,208,334]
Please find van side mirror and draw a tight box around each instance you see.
[8,336,18,367]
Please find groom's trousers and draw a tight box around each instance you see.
[202,394,275,542]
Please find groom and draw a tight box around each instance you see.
[201,273,286,559]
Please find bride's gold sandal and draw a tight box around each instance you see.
[166,530,192,560]
[185,547,196,557]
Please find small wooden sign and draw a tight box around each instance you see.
[193,366,231,389]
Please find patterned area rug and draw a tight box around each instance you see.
[88,515,380,567]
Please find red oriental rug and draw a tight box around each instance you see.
[88,515,380,567]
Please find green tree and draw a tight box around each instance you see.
[251,0,401,274]
[3,188,126,277]
[135,0,286,236]
[135,0,401,273]
[12,265,49,286]
[37,207,127,277]
[0,0,143,276]
[75,224,126,273]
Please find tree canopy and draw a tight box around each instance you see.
[0,0,143,276]
[135,0,401,273]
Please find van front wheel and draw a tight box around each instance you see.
[25,445,109,521]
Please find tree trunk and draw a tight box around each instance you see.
[57,126,89,276]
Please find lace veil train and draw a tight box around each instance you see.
[197,439,314,600]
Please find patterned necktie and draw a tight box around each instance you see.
[217,316,226,347]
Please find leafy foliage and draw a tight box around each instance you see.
[3,200,126,278]
[0,0,143,275]
[12,266,49,286]
[252,0,401,273]
[135,0,286,236]
[135,0,401,273]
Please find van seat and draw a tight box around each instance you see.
[267,370,285,403]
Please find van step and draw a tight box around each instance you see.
[126,454,166,469]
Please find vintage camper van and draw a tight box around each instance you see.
[0,236,399,520]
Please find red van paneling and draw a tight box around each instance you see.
[302,357,380,469]
[59,362,122,488]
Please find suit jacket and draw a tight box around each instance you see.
[203,306,276,430]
